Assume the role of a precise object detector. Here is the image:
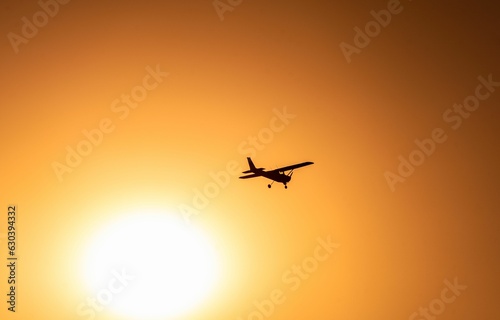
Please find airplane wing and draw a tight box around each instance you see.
[273,161,314,172]
[239,173,262,179]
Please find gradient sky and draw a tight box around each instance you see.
[1,0,499,319]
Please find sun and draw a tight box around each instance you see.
[81,209,219,319]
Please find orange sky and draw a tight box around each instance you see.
[1,0,499,319]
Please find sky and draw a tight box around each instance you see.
[0,0,499,319]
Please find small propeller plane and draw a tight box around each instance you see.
[239,157,314,189]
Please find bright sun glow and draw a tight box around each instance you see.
[81,209,219,319]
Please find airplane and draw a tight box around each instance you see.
[239,157,314,189]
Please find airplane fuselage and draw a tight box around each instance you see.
[261,170,291,183]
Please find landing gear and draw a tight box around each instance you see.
[268,184,271,188]
[284,170,294,189]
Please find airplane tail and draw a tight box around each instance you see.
[242,157,259,173]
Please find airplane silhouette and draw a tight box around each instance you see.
[239,157,314,189]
